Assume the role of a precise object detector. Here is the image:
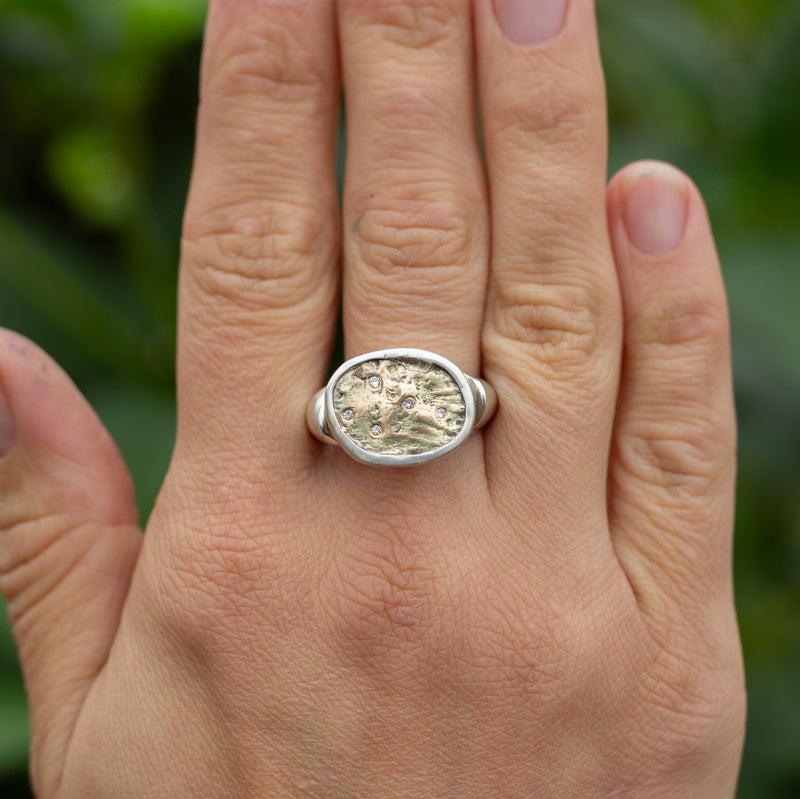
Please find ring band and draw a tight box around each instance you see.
[307,349,497,467]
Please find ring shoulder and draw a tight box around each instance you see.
[467,375,497,430]
[306,388,337,445]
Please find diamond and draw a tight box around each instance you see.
[402,397,416,410]
[436,407,447,420]
[370,423,384,437]
[341,407,355,422]
[368,375,382,389]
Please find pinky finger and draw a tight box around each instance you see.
[606,162,737,630]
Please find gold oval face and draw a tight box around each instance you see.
[332,357,467,456]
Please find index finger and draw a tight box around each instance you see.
[178,0,341,473]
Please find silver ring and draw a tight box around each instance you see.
[307,349,497,468]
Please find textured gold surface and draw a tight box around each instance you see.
[333,358,466,455]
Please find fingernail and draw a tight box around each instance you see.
[0,381,14,458]
[622,167,688,256]
[493,0,567,45]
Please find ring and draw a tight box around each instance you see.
[307,348,497,467]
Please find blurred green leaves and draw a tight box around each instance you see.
[601,6,800,797]
[0,211,150,375]
[47,128,138,226]
[1,0,799,796]
[0,612,28,777]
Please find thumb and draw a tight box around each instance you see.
[0,330,141,797]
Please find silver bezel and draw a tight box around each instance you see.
[324,348,476,468]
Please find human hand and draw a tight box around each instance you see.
[0,1,744,796]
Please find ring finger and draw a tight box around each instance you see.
[475,0,621,517]
[338,0,488,375]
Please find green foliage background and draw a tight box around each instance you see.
[0,0,798,795]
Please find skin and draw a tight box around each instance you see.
[0,1,745,797]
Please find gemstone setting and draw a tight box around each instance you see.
[330,354,468,458]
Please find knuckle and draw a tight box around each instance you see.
[374,85,451,128]
[319,514,456,662]
[0,508,75,604]
[465,570,633,705]
[349,192,479,292]
[205,3,327,111]
[469,590,570,694]
[627,293,730,355]
[633,645,746,770]
[344,0,457,51]
[492,77,597,155]
[183,202,336,313]
[617,414,736,504]
[147,516,311,655]
[485,274,616,375]
[368,86,464,160]
[0,512,131,636]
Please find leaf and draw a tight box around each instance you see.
[89,381,175,520]
[46,128,139,227]
[0,210,154,381]
[0,606,27,777]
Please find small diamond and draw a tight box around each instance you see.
[341,408,355,421]
[436,407,447,420]
[370,423,384,437]
[402,397,416,410]
[368,375,382,389]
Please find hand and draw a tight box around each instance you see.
[0,1,745,796]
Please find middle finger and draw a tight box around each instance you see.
[339,0,487,375]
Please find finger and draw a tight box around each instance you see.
[606,162,736,625]
[179,0,340,469]
[474,0,622,493]
[0,330,141,798]
[339,0,488,374]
